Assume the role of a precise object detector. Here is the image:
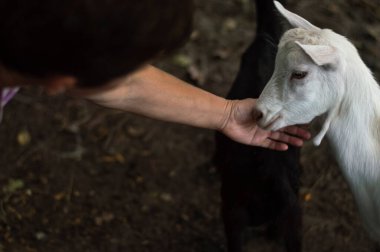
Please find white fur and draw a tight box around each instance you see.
[257,1,380,241]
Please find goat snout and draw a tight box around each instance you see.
[253,108,263,120]
[255,105,270,126]
[256,106,283,131]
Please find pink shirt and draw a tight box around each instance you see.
[0,87,19,123]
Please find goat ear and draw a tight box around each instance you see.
[295,41,338,66]
[274,1,320,32]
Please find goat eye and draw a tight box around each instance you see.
[291,71,308,80]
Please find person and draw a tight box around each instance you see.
[0,0,310,150]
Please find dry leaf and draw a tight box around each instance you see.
[172,54,192,68]
[127,126,145,138]
[3,179,24,193]
[101,153,125,163]
[187,65,206,85]
[54,192,66,201]
[223,18,237,31]
[160,193,173,202]
[304,193,312,202]
[17,129,31,146]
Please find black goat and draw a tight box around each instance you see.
[213,0,302,251]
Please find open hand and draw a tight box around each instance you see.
[220,98,311,151]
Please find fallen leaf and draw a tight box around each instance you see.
[136,176,144,183]
[160,193,173,202]
[304,193,312,202]
[95,212,115,226]
[187,65,206,85]
[53,192,66,201]
[100,153,125,163]
[114,153,125,163]
[172,54,192,68]
[223,18,237,31]
[35,232,46,240]
[3,179,24,193]
[127,126,145,138]
[366,25,380,41]
[17,129,31,146]
[213,48,230,60]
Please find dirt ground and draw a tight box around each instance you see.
[1,0,380,251]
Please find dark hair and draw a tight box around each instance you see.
[0,0,194,87]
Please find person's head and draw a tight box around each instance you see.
[0,0,194,93]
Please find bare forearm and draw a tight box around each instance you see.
[82,65,231,130]
[71,65,310,149]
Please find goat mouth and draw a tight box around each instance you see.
[259,114,282,131]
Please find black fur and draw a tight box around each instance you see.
[213,1,302,251]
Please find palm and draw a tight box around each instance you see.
[221,99,310,151]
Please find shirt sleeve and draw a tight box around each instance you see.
[0,87,20,123]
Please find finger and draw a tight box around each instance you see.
[281,126,311,140]
[269,131,304,147]
[260,139,289,151]
[298,123,310,129]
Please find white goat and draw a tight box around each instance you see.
[257,1,380,241]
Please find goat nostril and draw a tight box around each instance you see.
[255,110,263,120]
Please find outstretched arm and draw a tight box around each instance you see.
[72,65,310,150]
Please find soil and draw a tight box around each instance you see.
[1,0,380,251]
